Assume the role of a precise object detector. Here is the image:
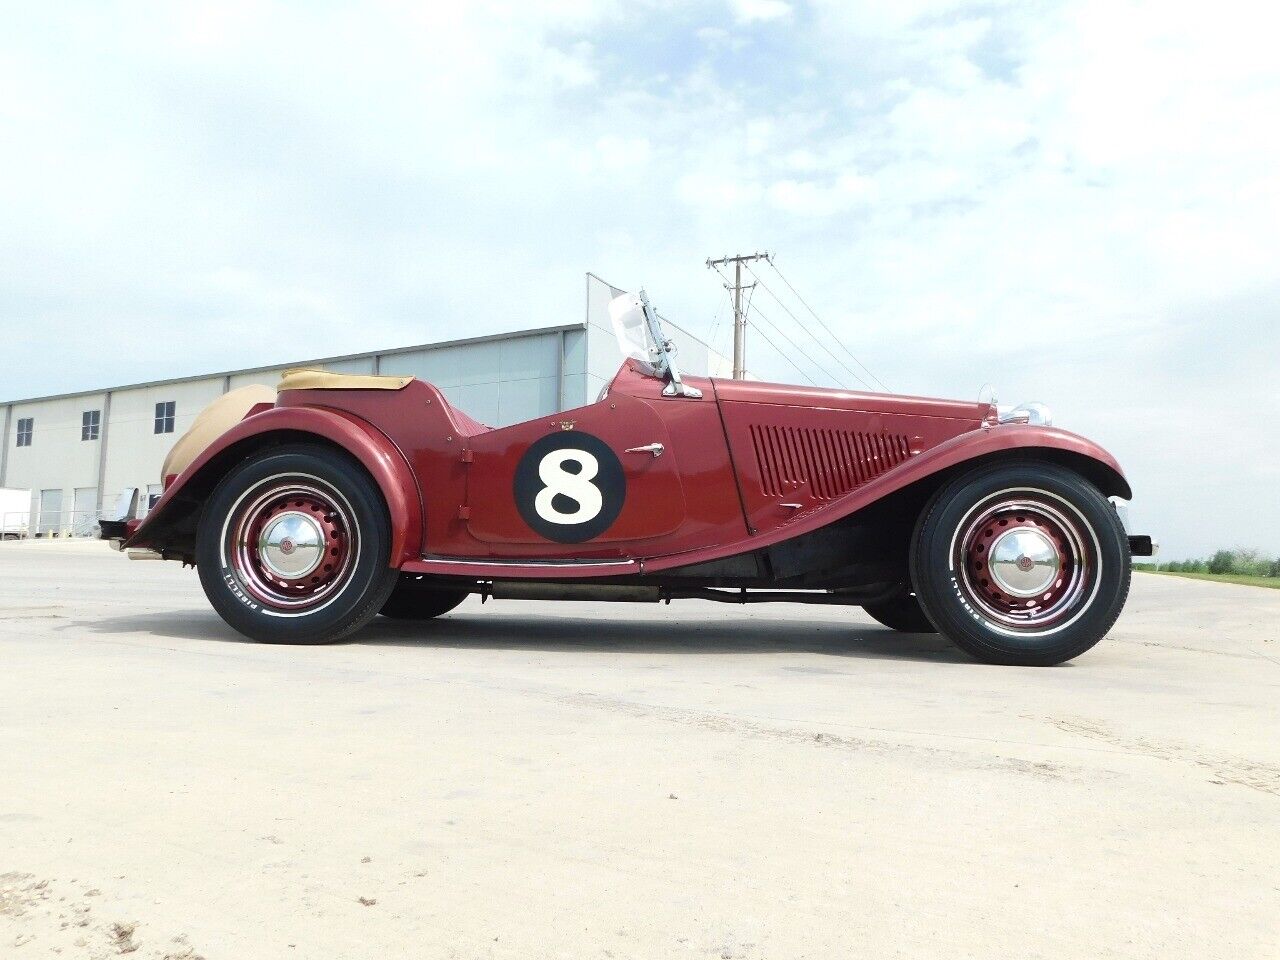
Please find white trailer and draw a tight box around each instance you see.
[0,487,32,539]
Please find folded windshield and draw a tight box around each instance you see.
[606,290,702,399]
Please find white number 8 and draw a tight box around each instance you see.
[534,449,603,525]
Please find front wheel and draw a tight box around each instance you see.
[910,462,1131,666]
[196,444,400,644]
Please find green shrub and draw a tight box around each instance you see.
[1207,550,1235,575]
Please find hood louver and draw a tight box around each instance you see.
[749,424,911,500]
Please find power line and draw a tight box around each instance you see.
[744,263,877,392]
[765,258,891,392]
[704,288,727,357]
[709,260,821,384]
[740,311,817,386]
[746,301,844,387]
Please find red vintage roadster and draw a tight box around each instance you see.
[104,290,1153,665]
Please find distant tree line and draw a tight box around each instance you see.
[1137,548,1280,578]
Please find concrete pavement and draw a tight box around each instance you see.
[1,540,1277,959]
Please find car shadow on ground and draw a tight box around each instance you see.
[72,608,968,663]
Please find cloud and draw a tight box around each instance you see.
[729,0,794,24]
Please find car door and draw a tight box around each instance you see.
[464,392,687,554]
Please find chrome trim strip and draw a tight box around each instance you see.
[416,557,636,569]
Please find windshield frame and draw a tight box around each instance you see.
[637,289,702,399]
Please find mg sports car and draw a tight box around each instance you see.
[103,290,1154,665]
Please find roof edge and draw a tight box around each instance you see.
[0,322,587,407]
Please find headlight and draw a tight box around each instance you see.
[999,402,1053,426]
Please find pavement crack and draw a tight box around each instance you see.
[1036,715,1280,797]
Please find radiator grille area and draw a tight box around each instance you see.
[749,424,911,500]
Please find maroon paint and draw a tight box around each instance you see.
[131,360,1130,580]
[126,405,423,564]
[280,360,746,562]
[716,392,983,537]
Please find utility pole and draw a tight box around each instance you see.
[706,251,770,379]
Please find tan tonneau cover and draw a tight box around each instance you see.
[161,384,276,480]
[277,368,414,392]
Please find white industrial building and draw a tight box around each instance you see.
[0,274,728,537]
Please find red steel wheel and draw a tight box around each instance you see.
[196,445,399,644]
[226,481,358,613]
[954,495,1095,633]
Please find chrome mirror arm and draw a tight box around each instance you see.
[638,288,702,399]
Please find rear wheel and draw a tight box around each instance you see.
[196,444,399,644]
[910,462,1130,666]
[863,595,936,633]
[380,580,468,620]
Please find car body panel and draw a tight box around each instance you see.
[125,404,424,564]
[126,359,1131,581]
[464,389,686,547]
[398,417,1130,579]
[716,393,984,537]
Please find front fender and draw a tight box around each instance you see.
[893,423,1131,500]
[402,423,1133,580]
[765,422,1132,542]
[638,423,1131,575]
[126,405,423,565]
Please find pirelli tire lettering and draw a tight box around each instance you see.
[513,432,626,543]
[223,569,260,611]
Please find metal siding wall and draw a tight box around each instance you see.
[2,394,107,523]
[227,368,288,391]
[100,378,224,511]
[379,334,565,427]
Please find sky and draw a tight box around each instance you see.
[1,0,1277,558]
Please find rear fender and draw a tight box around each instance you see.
[126,406,423,564]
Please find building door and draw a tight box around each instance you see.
[72,487,97,537]
[38,488,63,537]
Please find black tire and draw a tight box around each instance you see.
[910,461,1130,666]
[196,444,400,644]
[863,595,937,633]
[380,580,468,620]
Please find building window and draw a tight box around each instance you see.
[82,409,101,441]
[154,401,175,434]
[16,417,33,447]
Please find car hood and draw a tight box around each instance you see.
[710,377,993,422]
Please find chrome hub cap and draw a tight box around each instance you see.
[258,511,325,579]
[987,527,1060,597]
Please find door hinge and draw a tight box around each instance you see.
[457,505,471,520]
[460,449,473,463]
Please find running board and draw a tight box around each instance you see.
[402,556,639,579]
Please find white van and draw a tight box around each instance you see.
[0,487,31,539]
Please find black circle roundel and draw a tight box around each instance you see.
[513,431,626,543]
